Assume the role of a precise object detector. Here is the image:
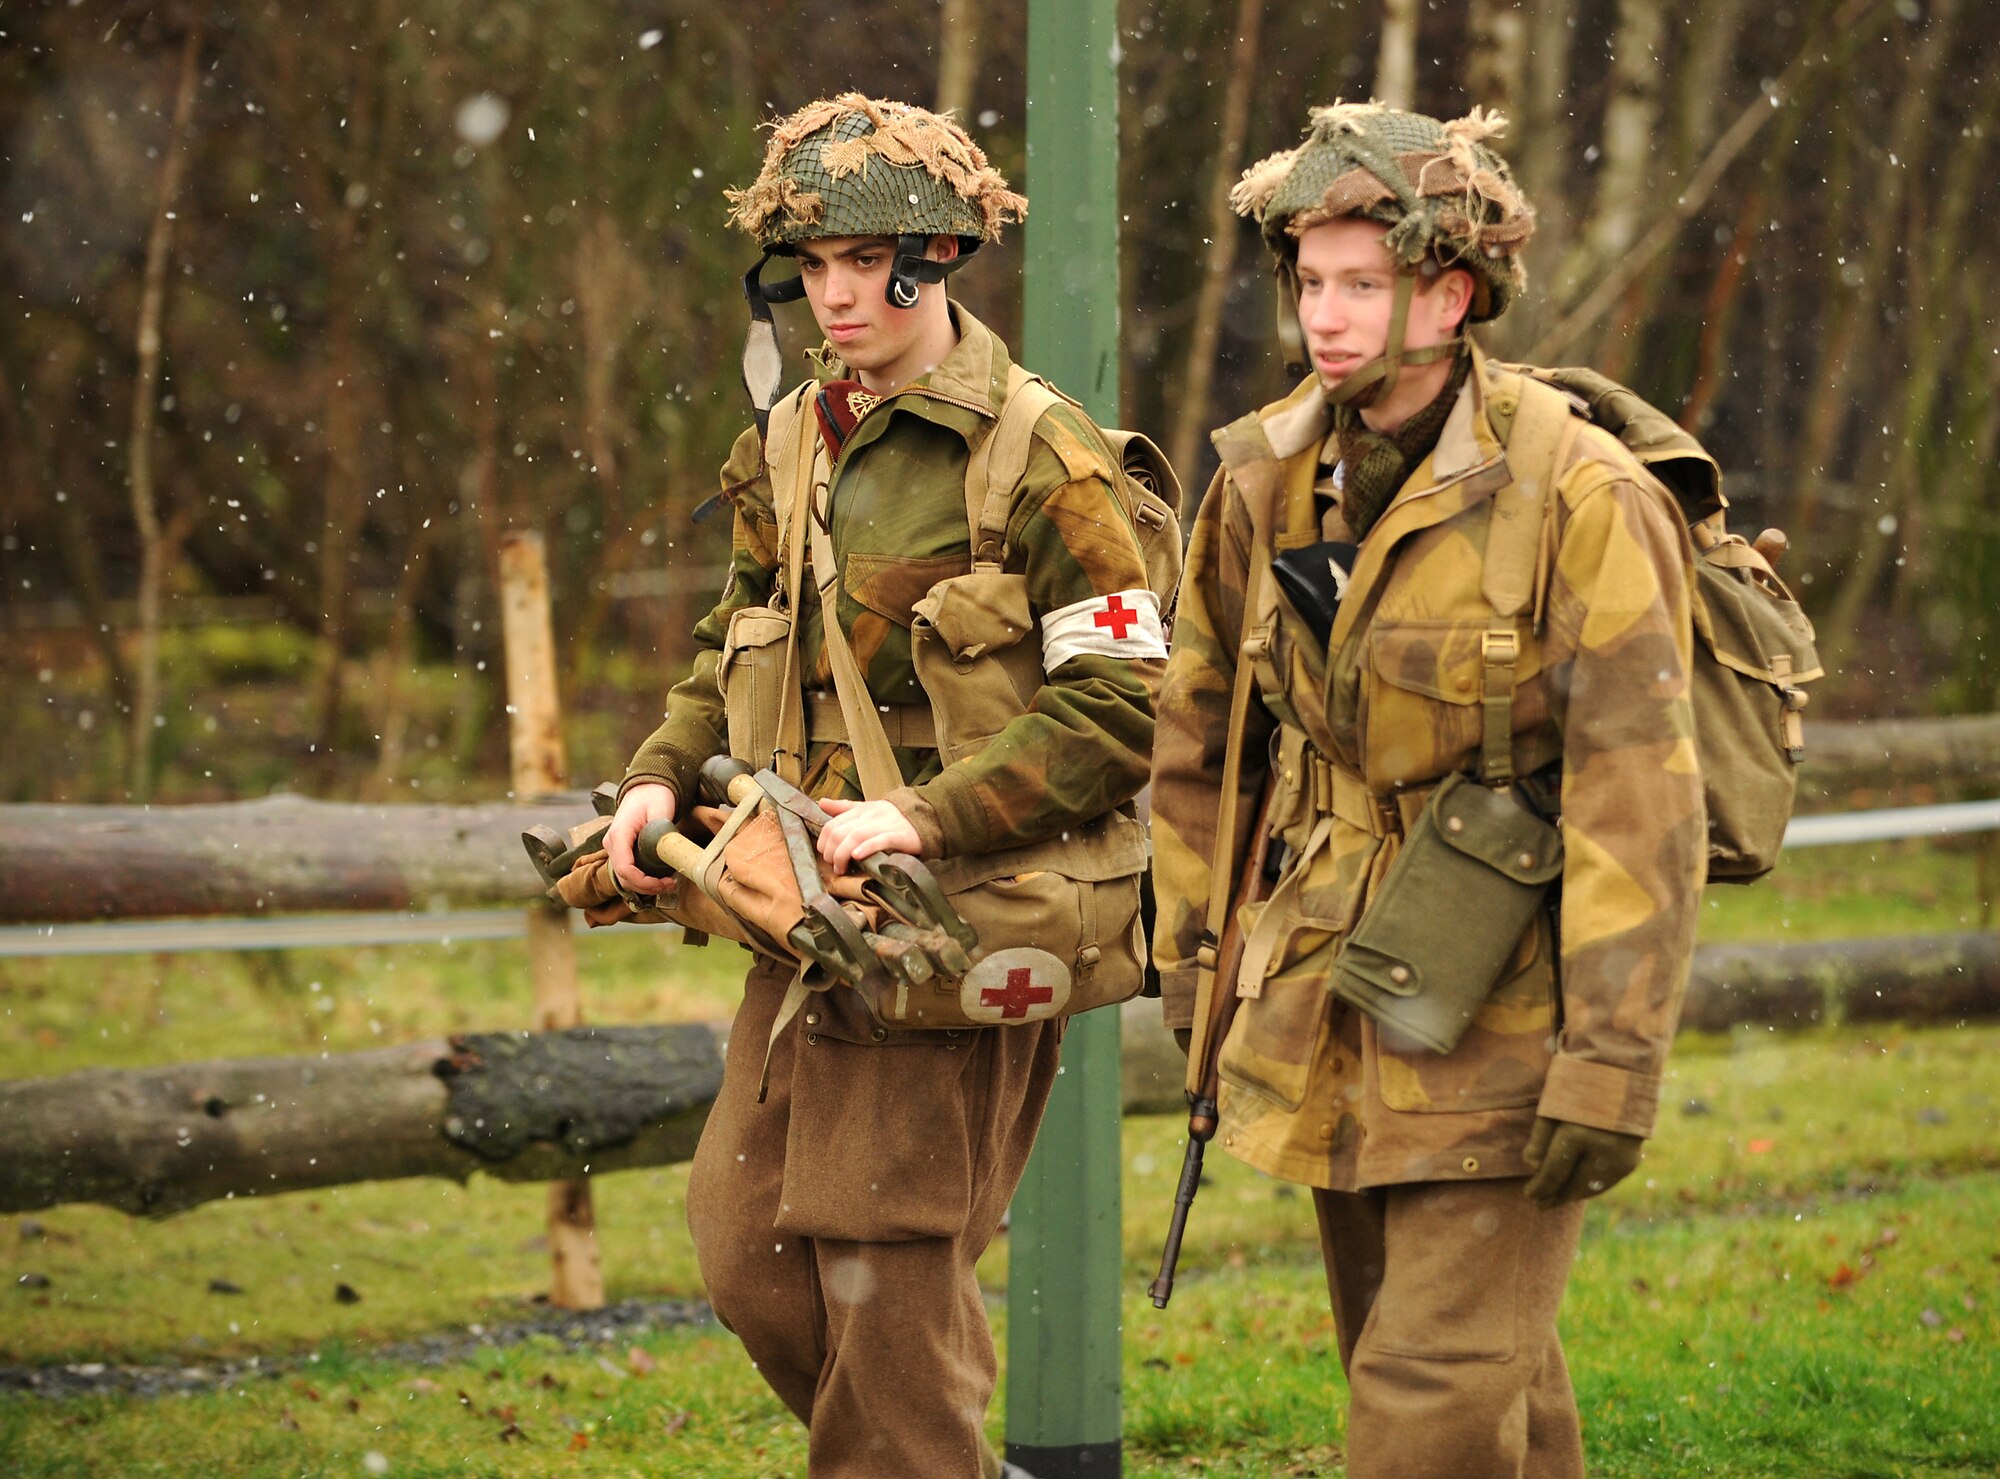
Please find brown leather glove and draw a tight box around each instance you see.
[1521,1116,1644,1208]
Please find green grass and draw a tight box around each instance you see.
[1697,836,1994,944]
[2,840,1996,1474]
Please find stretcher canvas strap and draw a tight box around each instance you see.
[808,493,908,802]
[770,390,816,785]
[756,963,816,1104]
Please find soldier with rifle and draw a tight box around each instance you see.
[591,96,1166,1479]
[1149,104,1707,1477]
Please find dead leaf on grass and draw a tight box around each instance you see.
[628,1346,658,1376]
[660,1410,690,1436]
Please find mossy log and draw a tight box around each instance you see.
[1680,931,2000,1033]
[10,936,1999,1217]
[1798,714,2000,806]
[0,1024,723,1218]
[0,792,586,922]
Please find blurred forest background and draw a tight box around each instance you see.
[1,0,1994,806]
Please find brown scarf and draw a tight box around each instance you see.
[1334,352,1472,541]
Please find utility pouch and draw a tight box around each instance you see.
[1330,772,1562,1054]
[718,605,793,771]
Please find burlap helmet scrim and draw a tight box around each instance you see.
[731,96,1027,434]
[727,93,1026,250]
[1233,102,1534,324]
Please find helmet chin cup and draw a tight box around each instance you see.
[886,231,960,309]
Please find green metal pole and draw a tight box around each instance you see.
[1006,0,1123,1474]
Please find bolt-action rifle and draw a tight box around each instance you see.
[1148,780,1278,1309]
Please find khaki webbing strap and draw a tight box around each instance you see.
[1475,374,1585,787]
[771,391,816,784]
[1480,628,1520,786]
[805,692,937,749]
[757,965,815,1104]
[1184,542,1272,1098]
[964,365,1063,571]
[1482,374,1581,618]
[806,491,907,802]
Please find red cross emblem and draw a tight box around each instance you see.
[1093,594,1138,640]
[980,966,1055,1019]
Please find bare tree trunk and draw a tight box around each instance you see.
[127,26,203,800]
[1814,57,1989,663]
[1575,0,1664,367]
[1677,0,1752,167]
[935,0,982,119]
[1165,0,1265,494]
[0,353,132,708]
[363,534,433,800]
[1484,0,1571,359]
[1467,0,1528,120]
[1790,0,1958,542]
[1375,0,1418,109]
[1528,0,1884,364]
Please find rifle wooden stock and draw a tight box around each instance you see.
[1148,781,1277,1309]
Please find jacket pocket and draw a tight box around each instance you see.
[718,606,792,771]
[910,571,1042,763]
[1366,619,1544,786]
[846,550,971,629]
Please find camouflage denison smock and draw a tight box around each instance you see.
[1151,342,1706,1190]
[624,304,1161,862]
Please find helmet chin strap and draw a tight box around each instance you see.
[1319,270,1463,411]
[739,236,976,434]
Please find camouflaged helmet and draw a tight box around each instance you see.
[1234,102,1533,323]
[730,95,1026,433]
[727,93,1024,252]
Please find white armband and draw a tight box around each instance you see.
[1040,588,1168,672]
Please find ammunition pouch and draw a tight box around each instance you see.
[719,606,793,775]
[1330,772,1562,1054]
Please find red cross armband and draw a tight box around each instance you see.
[1038,588,1168,672]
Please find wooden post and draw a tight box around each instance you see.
[497,530,603,1311]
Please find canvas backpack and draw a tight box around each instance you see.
[1495,365,1825,883]
[967,365,1184,629]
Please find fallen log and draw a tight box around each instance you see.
[4,715,1994,923]
[1680,931,2000,1033]
[0,792,586,923]
[1798,714,2000,806]
[10,938,1998,1218]
[0,1024,722,1217]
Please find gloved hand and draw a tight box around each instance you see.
[1173,1027,1193,1058]
[1521,1116,1643,1208]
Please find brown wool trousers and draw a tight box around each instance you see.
[1313,1179,1588,1479]
[687,959,1060,1479]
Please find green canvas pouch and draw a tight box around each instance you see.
[1330,772,1562,1054]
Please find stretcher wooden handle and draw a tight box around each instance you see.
[635,819,705,880]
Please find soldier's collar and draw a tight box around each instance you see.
[807,301,1011,423]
